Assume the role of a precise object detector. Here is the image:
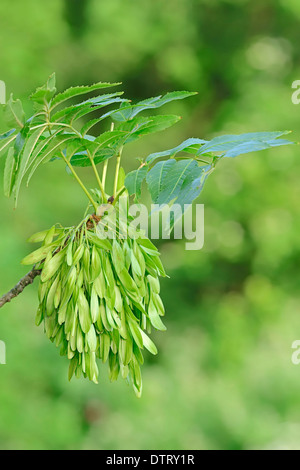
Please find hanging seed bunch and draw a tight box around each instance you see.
[21,202,166,397]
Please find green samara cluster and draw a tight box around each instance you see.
[22,205,166,397]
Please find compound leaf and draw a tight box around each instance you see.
[198,131,293,158]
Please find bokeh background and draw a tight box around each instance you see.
[0,0,300,450]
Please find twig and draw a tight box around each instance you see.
[59,150,98,212]
[102,122,115,194]
[0,267,41,308]
[113,146,123,198]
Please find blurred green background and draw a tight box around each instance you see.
[1,0,300,450]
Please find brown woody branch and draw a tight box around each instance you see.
[0,267,41,308]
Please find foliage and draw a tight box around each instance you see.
[0,75,293,228]
[0,75,294,400]
[0,0,300,450]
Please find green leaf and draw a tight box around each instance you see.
[70,130,128,167]
[145,137,208,164]
[167,164,210,227]
[155,159,197,205]
[25,133,76,188]
[3,147,16,197]
[0,131,17,158]
[11,124,31,189]
[81,111,124,136]
[0,129,16,140]
[146,159,211,229]
[108,91,197,122]
[30,73,57,108]
[62,135,98,159]
[125,166,148,200]
[4,94,25,129]
[94,129,127,149]
[52,92,126,123]
[198,131,293,158]
[14,125,30,156]
[25,131,63,184]
[146,159,176,203]
[70,150,105,167]
[72,95,129,123]
[69,132,121,167]
[121,115,181,144]
[80,117,108,136]
[13,126,48,204]
[37,134,77,163]
[50,81,121,109]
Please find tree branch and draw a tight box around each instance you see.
[0,267,41,308]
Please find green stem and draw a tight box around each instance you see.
[102,122,115,193]
[87,150,106,202]
[195,158,210,165]
[31,122,81,137]
[43,109,97,211]
[60,151,98,212]
[0,134,17,154]
[113,185,126,205]
[113,146,123,198]
[102,160,108,192]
